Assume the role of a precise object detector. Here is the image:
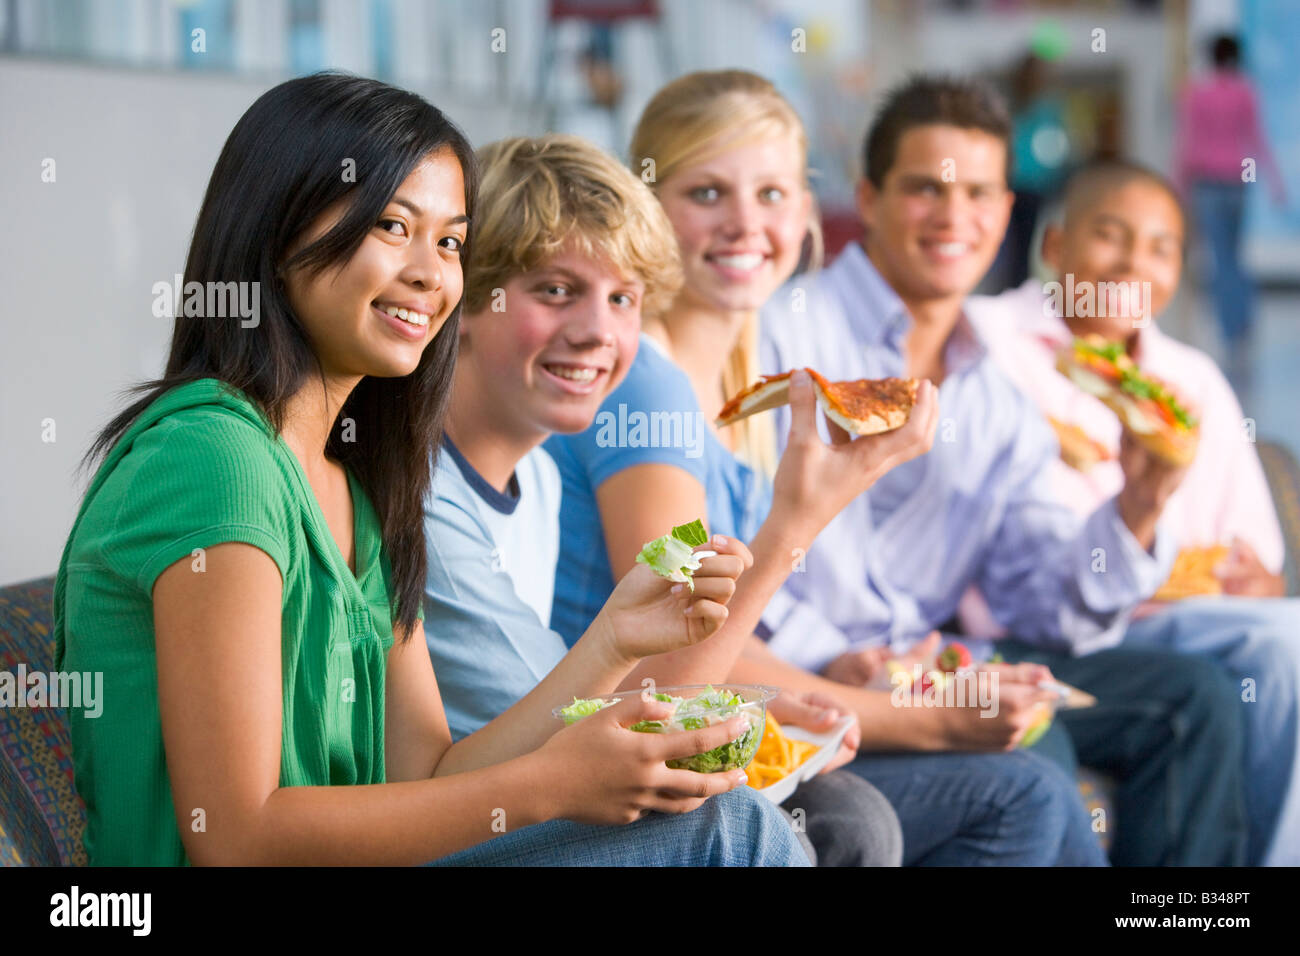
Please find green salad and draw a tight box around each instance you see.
[636,519,710,591]
[559,685,762,773]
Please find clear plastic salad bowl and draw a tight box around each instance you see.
[553,684,779,773]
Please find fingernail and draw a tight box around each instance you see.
[713,534,727,546]
[671,584,683,594]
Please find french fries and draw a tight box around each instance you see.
[743,713,821,789]
[1152,545,1230,602]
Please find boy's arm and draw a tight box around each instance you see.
[425,487,749,776]
[729,636,949,751]
[420,494,637,774]
[602,464,822,690]
[977,400,1177,655]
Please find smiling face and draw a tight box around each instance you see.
[458,241,644,437]
[282,148,468,381]
[1044,177,1185,339]
[857,124,1013,304]
[655,134,812,315]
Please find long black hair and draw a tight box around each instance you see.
[83,72,478,639]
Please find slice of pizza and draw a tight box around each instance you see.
[1055,334,1199,467]
[1046,416,1114,473]
[716,368,919,436]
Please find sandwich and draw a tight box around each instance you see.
[1055,335,1199,467]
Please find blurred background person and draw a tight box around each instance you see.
[998,49,1073,290]
[1175,32,1287,394]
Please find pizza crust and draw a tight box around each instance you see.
[716,368,917,436]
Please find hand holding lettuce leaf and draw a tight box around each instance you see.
[590,520,753,662]
[635,519,710,591]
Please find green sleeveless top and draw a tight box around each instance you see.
[53,378,414,865]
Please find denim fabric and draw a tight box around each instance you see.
[1191,180,1255,347]
[1123,597,1300,865]
[1002,641,1248,866]
[426,786,812,867]
[843,740,1107,866]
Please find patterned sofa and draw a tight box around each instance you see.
[4,440,1299,866]
[0,577,86,865]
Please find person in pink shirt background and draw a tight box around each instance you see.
[960,160,1299,866]
[1175,33,1288,392]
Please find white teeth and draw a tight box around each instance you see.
[934,242,968,256]
[712,253,764,271]
[546,365,599,383]
[380,304,429,326]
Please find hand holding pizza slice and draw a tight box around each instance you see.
[718,369,938,542]
[716,367,921,436]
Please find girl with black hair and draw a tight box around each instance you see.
[52,72,805,867]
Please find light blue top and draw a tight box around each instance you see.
[757,241,1177,671]
[546,334,772,646]
[422,438,568,740]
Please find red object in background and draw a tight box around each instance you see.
[820,207,864,259]
[937,641,973,673]
[548,0,660,21]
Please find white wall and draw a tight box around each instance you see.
[0,57,526,585]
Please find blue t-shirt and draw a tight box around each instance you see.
[422,438,568,740]
[546,335,772,646]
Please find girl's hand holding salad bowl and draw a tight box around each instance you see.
[537,689,771,824]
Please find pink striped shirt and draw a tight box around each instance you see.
[1175,70,1278,187]
[958,279,1285,636]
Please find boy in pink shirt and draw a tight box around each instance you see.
[963,160,1299,865]
[1174,34,1287,386]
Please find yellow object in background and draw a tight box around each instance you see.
[744,714,820,789]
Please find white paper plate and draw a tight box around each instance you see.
[753,715,856,805]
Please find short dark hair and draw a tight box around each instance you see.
[862,74,1013,188]
[1060,159,1186,235]
[1211,34,1240,68]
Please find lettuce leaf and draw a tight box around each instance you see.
[636,519,710,590]
[671,519,709,548]
[559,697,615,725]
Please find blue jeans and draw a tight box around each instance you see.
[425,786,811,866]
[1124,597,1300,865]
[1191,180,1255,348]
[844,738,1107,866]
[1002,641,1247,866]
